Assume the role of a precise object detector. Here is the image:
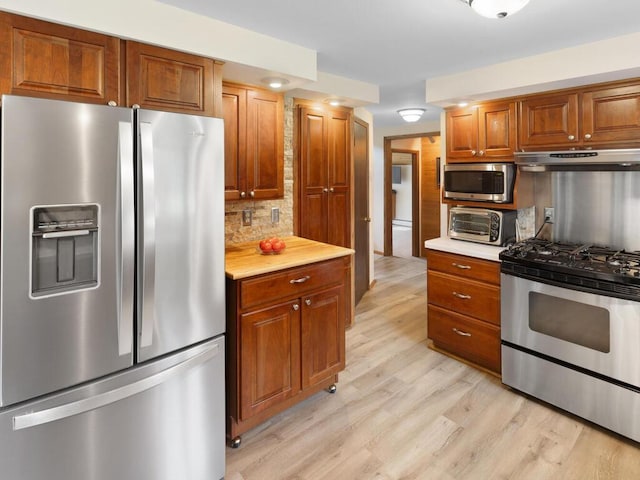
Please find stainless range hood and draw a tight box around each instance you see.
[515,149,640,171]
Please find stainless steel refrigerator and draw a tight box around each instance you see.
[0,95,226,480]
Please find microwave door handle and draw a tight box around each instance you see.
[139,121,156,348]
[117,121,134,356]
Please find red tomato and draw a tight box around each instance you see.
[271,240,284,253]
[259,239,273,253]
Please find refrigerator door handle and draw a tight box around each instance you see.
[139,121,156,348]
[118,121,135,356]
[12,341,221,431]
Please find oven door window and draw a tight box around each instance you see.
[529,292,610,353]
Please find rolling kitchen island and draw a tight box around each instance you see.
[225,236,353,447]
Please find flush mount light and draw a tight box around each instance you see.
[461,0,530,19]
[261,77,289,89]
[397,108,425,123]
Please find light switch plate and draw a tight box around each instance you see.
[271,207,279,224]
[242,209,252,226]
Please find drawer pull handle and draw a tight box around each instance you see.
[452,292,471,299]
[452,328,472,337]
[290,276,311,284]
[452,263,471,270]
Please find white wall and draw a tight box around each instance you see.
[392,166,412,223]
[426,31,640,107]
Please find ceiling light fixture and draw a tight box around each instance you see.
[461,0,530,19]
[397,108,425,123]
[261,77,289,89]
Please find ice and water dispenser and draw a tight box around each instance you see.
[30,204,99,297]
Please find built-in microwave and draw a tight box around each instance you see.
[449,207,516,246]
[443,163,515,203]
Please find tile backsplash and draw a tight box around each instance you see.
[224,97,294,244]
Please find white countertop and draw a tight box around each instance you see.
[424,237,505,262]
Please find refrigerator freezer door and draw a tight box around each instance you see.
[0,336,225,480]
[0,96,135,407]
[137,110,225,362]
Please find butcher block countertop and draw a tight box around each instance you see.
[225,236,354,280]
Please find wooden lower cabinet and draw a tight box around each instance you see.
[226,256,350,446]
[426,249,501,374]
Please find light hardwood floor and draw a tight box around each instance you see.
[226,255,640,480]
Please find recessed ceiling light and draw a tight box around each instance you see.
[261,77,289,89]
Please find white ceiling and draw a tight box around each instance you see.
[159,0,640,127]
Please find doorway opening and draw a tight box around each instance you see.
[383,133,441,258]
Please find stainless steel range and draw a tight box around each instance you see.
[500,239,640,443]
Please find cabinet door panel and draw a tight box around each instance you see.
[240,301,300,420]
[301,286,345,389]
[478,102,516,157]
[583,85,640,144]
[222,85,247,199]
[446,109,478,160]
[126,41,215,115]
[519,93,579,148]
[0,12,120,104]
[247,89,284,199]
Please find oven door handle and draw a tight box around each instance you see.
[452,291,472,300]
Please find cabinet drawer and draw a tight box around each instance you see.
[426,250,500,285]
[427,271,500,325]
[428,305,500,373]
[240,258,344,310]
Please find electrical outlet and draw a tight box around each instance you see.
[271,207,280,224]
[544,207,555,223]
[242,209,252,226]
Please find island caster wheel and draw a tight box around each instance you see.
[327,384,337,394]
[230,436,242,448]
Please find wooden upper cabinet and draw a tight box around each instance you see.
[0,12,121,105]
[519,82,640,150]
[446,101,516,161]
[582,84,640,145]
[222,82,283,200]
[519,93,580,148]
[126,41,221,116]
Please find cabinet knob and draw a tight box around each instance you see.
[305,299,312,306]
[323,188,329,193]
[292,304,299,311]
[240,191,246,198]
[329,187,335,193]
[584,133,592,140]
[478,150,485,156]
[250,191,255,198]
[568,135,575,141]
[363,217,372,223]
[107,100,118,107]
[471,150,477,156]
